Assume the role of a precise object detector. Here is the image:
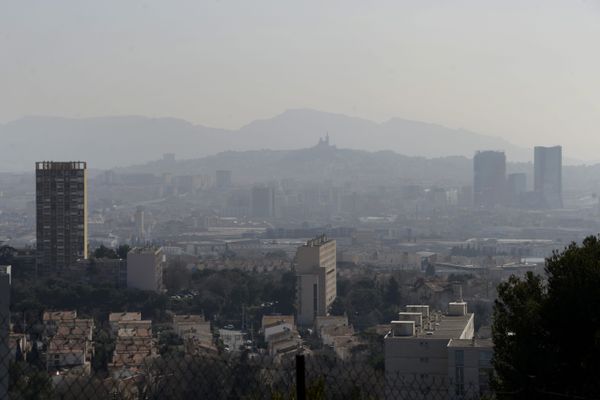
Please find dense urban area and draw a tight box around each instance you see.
[1,137,599,399]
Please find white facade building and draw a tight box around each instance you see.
[384,302,492,398]
[296,235,337,326]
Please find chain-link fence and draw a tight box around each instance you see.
[0,310,495,400]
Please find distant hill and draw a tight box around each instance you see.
[1,109,533,172]
[118,144,474,187]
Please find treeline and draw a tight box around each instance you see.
[9,266,297,332]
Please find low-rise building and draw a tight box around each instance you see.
[314,315,348,336]
[261,315,295,342]
[447,338,494,399]
[267,329,302,362]
[110,315,156,372]
[384,302,492,399]
[109,312,142,336]
[172,314,216,354]
[219,329,245,352]
[42,311,94,375]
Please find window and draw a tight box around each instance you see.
[479,350,492,366]
[455,350,464,366]
[455,366,464,395]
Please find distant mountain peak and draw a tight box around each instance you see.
[0,109,534,172]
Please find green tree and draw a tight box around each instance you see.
[384,276,401,306]
[92,244,117,259]
[9,362,54,399]
[493,236,600,399]
[116,244,131,259]
[0,244,16,264]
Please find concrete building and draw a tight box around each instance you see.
[534,146,562,208]
[507,173,526,207]
[384,302,492,399]
[36,161,88,271]
[473,151,506,208]
[42,311,94,375]
[172,315,216,355]
[296,235,337,326]
[447,338,493,399]
[127,247,165,292]
[110,316,155,371]
[172,314,211,340]
[261,315,295,342]
[0,265,11,399]
[109,312,143,336]
[219,329,245,352]
[251,185,275,218]
[215,170,232,189]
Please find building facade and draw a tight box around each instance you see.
[507,173,526,207]
[36,161,88,271]
[534,146,562,208]
[126,247,165,292]
[384,302,492,399]
[473,151,506,208]
[134,205,145,241]
[251,185,275,218]
[215,170,232,189]
[296,235,337,326]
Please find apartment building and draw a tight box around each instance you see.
[36,161,88,271]
[296,235,337,326]
[127,247,165,292]
[384,302,492,399]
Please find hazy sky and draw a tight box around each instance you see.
[1,1,599,160]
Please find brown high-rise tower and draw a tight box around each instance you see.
[36,161,88,271]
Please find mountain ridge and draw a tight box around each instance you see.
[0,109,544,171]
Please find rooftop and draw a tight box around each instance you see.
[109,312,142,322]
[173,314,207,324]
[423,313,474,339]
[43,310,78,322]
[303,234,334,248]
[262,315,294,329]
[35,161,87,170]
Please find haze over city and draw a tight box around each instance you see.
[2,0,600,161]
[1,2,600,400]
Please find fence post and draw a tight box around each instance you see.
[296,354,306,400]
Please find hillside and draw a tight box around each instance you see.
[1,109,531,172]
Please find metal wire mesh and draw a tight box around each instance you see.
[0,308,492,400]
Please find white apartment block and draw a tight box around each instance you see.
[384,302,492,399]
[296,235,337,326]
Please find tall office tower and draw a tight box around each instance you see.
[473,151,506,208]
[215,170,232,189]
[134,205,145,240]
[296,235,337,326]
[534,146,563,208]
[251,185,275,218]
[36,161,88,271]
[507,173,527,207]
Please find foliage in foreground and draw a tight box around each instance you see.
[493,235,600,399]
